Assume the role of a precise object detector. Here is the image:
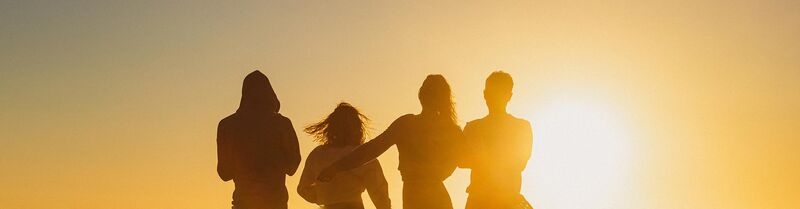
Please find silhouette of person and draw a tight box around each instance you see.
[216,71,301,209]
[459,71,533,209]
[297,102,391,209]
[317,75,463,209]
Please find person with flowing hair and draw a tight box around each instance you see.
[216,71,301,209]
[317,75,463,209]
[297,102,391,209]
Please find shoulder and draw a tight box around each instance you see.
[509,114,531,127]
[388,114,415,128]
[395,114,416,123]
[217,114,238,141]
[506,114,532,134]
[274,113,291,123]
[272,113,295,127]
[218,114,237,129]
[307,145,328,161]
[465,116,489,129]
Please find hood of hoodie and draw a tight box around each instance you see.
[237,70,280,114]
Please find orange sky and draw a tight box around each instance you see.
[1,1,798,209]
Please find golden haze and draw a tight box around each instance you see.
[0,1,798,209]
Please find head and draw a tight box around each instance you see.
[304,102,369,146]
[238,70,280,114]
[484,71,514,114]
[419,74,457,125]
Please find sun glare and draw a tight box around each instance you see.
[520,94,635,209]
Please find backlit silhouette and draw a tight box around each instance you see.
[460,71,533,209]
[297,102,391,209]
[317,75,463,209]
[216,71,301,209]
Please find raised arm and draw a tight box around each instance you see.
[336,131,396,170]
[360,160,391,209]
[216,119,233,181]
[317,115,409,181]
[281,117,302,176]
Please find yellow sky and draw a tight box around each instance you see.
[1,1,798,209]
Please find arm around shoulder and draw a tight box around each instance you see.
[318,114,410,182]
[333,114,409,170]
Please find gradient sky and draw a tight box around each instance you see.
[1,1,798,209]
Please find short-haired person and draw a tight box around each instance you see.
[460,71,533,209]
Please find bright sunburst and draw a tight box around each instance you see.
[521,94,635,209]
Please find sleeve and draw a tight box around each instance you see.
[281,117,302,176]
[297,151,318,204]
[360,160,391,209]
[216,120,233,181]
[331,115,407,171]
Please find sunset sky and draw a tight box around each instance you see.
[1,1,798,209]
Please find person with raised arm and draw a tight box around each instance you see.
[317,75,463,209]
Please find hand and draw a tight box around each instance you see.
[317,165,340,182]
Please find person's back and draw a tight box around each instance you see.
[463,114,531,197]
[217,71,301,209]
[297,103,391,209]
[219,113,294,180]
[299,145,390,209]
[393,114,461,183]
[392,114,461,209]
[461,71,533,209]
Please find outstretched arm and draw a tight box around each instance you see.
[281,118,302,176]
[216,121,233,181]
[317,115,408,181]
[336,130,397,170]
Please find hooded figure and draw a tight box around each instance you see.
[217,71,301,209]
[237,71,281,115]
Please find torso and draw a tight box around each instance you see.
[307,145,369,205]
[465,114,531,194]
[393,114,460,182]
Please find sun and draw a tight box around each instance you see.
[519,94,635,209]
